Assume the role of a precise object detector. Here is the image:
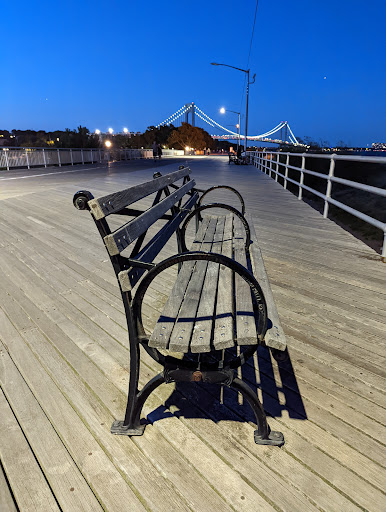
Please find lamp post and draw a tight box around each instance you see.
[211,62,255,154]
[220,107,241,150]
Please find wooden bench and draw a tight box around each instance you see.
[229,153,247,165]
[73,166,287,446]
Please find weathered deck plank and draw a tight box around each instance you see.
[0,157,385,512]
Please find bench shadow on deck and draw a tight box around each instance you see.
[150,346,307,431]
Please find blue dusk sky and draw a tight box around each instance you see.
[1,0,385,146]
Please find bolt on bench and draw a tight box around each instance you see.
[73,166,287,446]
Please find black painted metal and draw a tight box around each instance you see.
[132,251,268,343]
[231,378,284,446]
[197,185,246,215]
[73,170,284,445]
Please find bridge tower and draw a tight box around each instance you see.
[184,102,195,127]
[280,122,289,143]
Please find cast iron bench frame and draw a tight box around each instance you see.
[229,153,247,165]
[73,165,286,446]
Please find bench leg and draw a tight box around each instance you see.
[231,378,284,446]
[111,345,165,436]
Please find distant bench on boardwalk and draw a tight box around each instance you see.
[74,165,287,446]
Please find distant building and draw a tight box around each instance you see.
[371,142,386,150]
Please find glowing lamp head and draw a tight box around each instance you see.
[185,146,190,151]
[105,140,112,148]
[220,107,226,114]
[236,124,239,128]
[123,127,128,133]
[108,128,113,134]
[95,129,101,135]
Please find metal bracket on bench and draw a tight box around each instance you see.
[163,367,234,386]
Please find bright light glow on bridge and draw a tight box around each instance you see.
[156,104,301,145]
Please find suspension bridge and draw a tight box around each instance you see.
[156,102,300,145]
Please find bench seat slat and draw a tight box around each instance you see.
[190,216,226,353]
[168,217,218,352]
[88,168,191,219]
[247,216,287,351]
[148,217,211,350]
[233,217,258,345]
[213,214,235,351]
[104,180,196,256]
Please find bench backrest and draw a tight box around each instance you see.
[74,166,198,290]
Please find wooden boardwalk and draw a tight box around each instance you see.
[0,157,385,511]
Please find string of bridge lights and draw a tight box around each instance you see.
[96,104,299,144]
[156,105,190,127]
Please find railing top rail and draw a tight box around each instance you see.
[254,151,386,164]
[1,146,151,151]
[1,146,104,151]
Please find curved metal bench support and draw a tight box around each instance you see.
[197,185,245,215]
[133,251,268,347]
[231,378,284,446]
[180,203,251,252]
[111,373,165,436]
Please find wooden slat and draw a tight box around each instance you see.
[168,217,218,352]
[247,215,287,350]
[233,216,258,345]
[213,214,235,350]
[0,340,103,512]
[0,462,17,512]
[118,192,198,291]
[190,216,225,352]
[104,180,195,255]
[148,216,211,349]
[0,389,58,512]
[88,167,191,219]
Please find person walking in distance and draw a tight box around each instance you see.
[152,140,158,161]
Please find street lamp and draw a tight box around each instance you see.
[123,127,129,134]
[105,140,112,148]
[220,107,241,150]
[108,128,114,134]
[211,62,255,153]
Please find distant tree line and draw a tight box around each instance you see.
[112,123,217,151]
[0,126,101,148]
[0,123,232,151]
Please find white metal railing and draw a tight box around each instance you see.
[161,149,185,157]
[248,151,386,258]
[0,147,163,170]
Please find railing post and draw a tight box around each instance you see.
[4,150,9,170]
[70,149,74,165]
[284,154,289,189]
[382,231,386,262]
[81,149,84,164]
[275,153,279,182]
[99,149,102,162]
[269,153,273,177]
[42,148,47,168]
[298,154,305,200]
[323,154,336,218]
[57,148,61,167]
[25,148,30,169]
[91,149,94,164]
